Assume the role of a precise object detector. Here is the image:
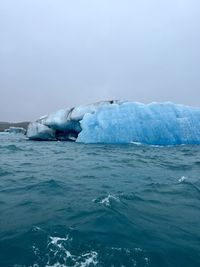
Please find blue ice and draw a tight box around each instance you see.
[77,102,200,145]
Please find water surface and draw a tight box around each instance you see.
[0,133,200,267]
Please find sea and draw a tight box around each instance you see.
[0,133,200,267]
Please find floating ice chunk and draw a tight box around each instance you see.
[27,101,200,145]
[4,127,26,134]
[27,122,55,140]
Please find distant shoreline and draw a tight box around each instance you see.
[0,122,30,132]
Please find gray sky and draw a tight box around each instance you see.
[0,0,200,122]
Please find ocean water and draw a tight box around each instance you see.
[0,133,200,267]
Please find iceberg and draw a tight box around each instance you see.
[26,122,55,140]
[4,126,26,134]
[27,101,200,145]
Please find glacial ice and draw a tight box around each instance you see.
[4,127,26,134]
[27,122,55,140]
[27,101,200,145]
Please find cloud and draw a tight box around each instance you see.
[0,0,200,121]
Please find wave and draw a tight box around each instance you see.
[27,226,149,267]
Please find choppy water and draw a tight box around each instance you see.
[0,133,200,267]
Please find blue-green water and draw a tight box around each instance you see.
[0,133,200,267]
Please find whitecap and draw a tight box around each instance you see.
[45,235,98,267]
[130,141,143,146]
[93,194,120,207]
[178,176,187,183]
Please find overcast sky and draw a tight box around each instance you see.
[0,0,200,121]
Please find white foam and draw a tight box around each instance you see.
[93,194,120,207]
[178,176,187,182]
[46,235,98,267]
[130,141,143,145]
[32,226,43,232]
[46,264,67,267]
[77,251,98,267]
[31,232,149,267]
[49,236,69,245]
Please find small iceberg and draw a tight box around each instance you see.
[5,126,26,134]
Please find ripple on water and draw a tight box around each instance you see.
[0,144,21,150]
[0,167,12,177]
[1,135,200,267]
[93,194,120,207]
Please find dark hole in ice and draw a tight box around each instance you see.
[55,130,78,142]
